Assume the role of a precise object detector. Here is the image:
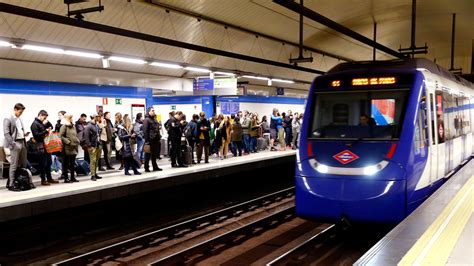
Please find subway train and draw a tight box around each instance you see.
[296,59,474,224]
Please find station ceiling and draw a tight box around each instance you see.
[0,0,472,91]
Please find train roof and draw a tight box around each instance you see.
[327,58,473,89]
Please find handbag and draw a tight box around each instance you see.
[115,137,123,151]
[144,144,151,154]
[44,133,63,153]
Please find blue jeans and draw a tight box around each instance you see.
[136,137,145,161]
[243,134,250,153]
[250,136,257,152]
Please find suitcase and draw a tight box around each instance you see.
[75,160,90,176]
[257,137,268,151]
[181,145,192,166]
[160,138,168,156]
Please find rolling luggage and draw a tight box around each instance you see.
[160,138,168,156]
[181,145,192,166]
[75,160,90,176]
[257,137,268,151]
[133,153,142,168]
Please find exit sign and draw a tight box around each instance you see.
[115,98,122,105]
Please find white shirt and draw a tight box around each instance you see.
[14,116,25,140]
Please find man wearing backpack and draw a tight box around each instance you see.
[185,114,198,164]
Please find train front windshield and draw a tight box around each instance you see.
[309,89,410,140]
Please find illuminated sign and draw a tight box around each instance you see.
[352,77,396,86]
[331,80,341,87]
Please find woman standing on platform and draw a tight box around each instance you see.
[59,113,80,183]
[114,112,124,170]
[117,120,141,176]
[219,116,231,159]
[133,113,145,164]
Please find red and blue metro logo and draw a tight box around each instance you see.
[333,150,359,164]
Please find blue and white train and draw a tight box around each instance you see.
[296,59,474,223]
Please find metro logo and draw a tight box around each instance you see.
[333,150,359,164]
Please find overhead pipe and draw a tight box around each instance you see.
[373,22,377,61]
[143,0,352,62]
[0,3,325,75]
[273,0,405,59]
[410,0,416,57]
[450,13,456,70]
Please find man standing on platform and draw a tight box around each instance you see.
[143,107,163,172]
[3,103,32,191]
[168,111,187,168]
[83,114,102,181]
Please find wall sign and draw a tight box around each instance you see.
[115,98,122,105]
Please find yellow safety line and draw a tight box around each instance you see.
[399,176,473,266]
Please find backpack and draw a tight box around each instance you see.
[184,123,194,138]
[14,168,32,191]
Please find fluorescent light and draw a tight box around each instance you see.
[184,66,211,73]
[268,79,272,86]
[272,78,295,84]
[150,62,183,69]
[22,44,64,54]
[109,56,147,64]
[102,58,110,68]
[0,41,12,47]
[214,71,235,76]
[64,50,102,58]
[210,72,215,80]
[242,75,268,81]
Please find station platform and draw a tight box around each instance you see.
[0,150,296,223]
[356,158,473,265]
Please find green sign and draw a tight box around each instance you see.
[171,105,176,110]
[115,98,122,105]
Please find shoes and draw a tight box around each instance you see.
[270,147,277,151]
[192,161,197,164]
[157,157,162,160]
[98,167,106,171]
[106,166,115,170]
[134,171,141,175]
[48,179,59,184]
[41,181,50,186]
[125,172,131,176]
[118,166,124,171]
[153,168,163,171]
[171,164,179,168]
[29,183,36,189]
[145,169,151,172]
[197,160,201,164]
[8,186,21,192]
[95,175,103,179]
[179,164,188,168]
[59,175,65,180]
[71,178,79,182]
[239,154,242,156]
[205,161,209,164]
[64,178,72,183]
[91,176,97,181]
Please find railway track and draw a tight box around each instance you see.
[53,187,295,265]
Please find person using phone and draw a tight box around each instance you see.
[196,112,211,164]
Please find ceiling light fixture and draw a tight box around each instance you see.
[109,56,147,64]
[242,75,269,81]
[272,78,295,84]
[22,44,64,54]
[64,50,103,58]
[102,58,110,68]
[184,66,211,73]
[214,71,235,76]
[150,62,183,69]
[0,41,12,47]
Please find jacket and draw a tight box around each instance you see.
[249,119,259,138]
[105,119,113,141]
[3,115,25,150]
[241,117,251,135]
[167,117,183,141]
[196,118,211,145]
[60,123,80,155]
[133,120,144,139]
[143,115,160,142]
[185,120,197,140]
[31,118,50,144]
[271,115,283,130]
[83,121,100,148]
[261,121,270,133]
[292,118,301,133]
[117,125,133,158]
[231,121,243,141]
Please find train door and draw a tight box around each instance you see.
[426,88,439,184]
[435,91,446,179]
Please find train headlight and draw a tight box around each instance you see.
[315,163,329,174]
[363,163,383,176]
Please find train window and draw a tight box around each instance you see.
[420,95,429,144]
[309,89,409,140]
[436,93,445,143]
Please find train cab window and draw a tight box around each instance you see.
[309,89,409,140]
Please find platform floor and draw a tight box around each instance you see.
[356,158,473,266]
[0,150,296,222]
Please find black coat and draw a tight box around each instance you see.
[83,122,100,148]
[143,115,160,143]
[167,117,182,141]
[31,118,50,144]
[196,118,211,146]
[117,126,133,158]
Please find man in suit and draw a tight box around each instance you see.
[3,103,29,191]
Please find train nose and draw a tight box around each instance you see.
[295,164,407,223]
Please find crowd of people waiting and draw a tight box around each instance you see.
[2,103,302,192]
